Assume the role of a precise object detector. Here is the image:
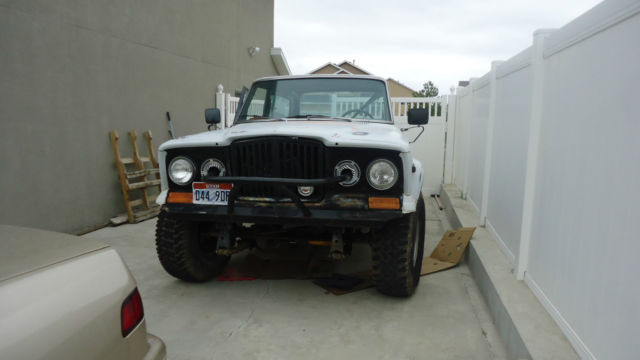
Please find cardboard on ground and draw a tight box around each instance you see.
[421,227,476,276]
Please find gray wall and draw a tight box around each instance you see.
[0,0,278,233]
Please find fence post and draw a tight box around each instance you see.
[444,94,457,184]
[224,93,231,128]
[462,78,478,200]
[216,84,225,128]
[452,87,465,187]
[516,29,555,280]
[479,61,504,225]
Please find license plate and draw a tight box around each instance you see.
[192,182,233,205]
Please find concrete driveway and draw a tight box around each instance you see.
[86,199,507,360]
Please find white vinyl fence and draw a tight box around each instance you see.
[216,86,451,195]
[391,97,449,195]
[334,96,387,119]
[450,1,640,359]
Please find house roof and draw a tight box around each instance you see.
[308,60,373,76]
[336,61,373,75]
[307,61,416,92]
[308,62,343,74]
[386,78,417,93]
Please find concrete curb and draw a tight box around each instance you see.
[440,184,579,360]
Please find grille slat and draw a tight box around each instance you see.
[230,137,325,200]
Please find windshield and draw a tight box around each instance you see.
[236,78,392,123]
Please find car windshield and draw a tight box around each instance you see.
[236,78,392,123]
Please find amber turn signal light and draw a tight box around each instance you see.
[368,197,400,210]
[167,192,192,204]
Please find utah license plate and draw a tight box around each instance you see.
[192,182,233,205]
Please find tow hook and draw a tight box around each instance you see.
[329,229,345,260]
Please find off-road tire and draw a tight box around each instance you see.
[155,210,229,282]
[371,194,425,297]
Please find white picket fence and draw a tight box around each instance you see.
[214,85,239,128]
[333,96,386,118]
[215,85,450,195]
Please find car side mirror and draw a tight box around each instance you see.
[407,108,429,125]
[205,108,221,125]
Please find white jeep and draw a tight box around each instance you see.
[155,75,428,297]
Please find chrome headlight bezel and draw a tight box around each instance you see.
[366,159,398,190]
[168,156,196,185]
[200,158,226,178]
[334,160,361,187]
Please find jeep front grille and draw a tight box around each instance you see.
[229,137,325,199]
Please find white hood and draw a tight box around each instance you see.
[159,121,410,152]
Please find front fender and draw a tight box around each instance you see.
[400,153,423,213]
[156,150,169,206]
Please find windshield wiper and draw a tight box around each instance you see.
[245,116,285,122]
[286,114,352,122]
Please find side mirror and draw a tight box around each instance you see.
[205,108,221,125]
[407,108,429,125]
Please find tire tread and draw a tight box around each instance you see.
[155,210,228,282]
[371,194,425,297]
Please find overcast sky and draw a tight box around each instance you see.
[274,0,602,94]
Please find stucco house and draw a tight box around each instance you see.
[0,0,288,233]
[308,61,416,97]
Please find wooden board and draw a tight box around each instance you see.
[421,227,476,276]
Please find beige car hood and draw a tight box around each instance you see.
[0,225,108,282]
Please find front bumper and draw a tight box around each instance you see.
[164,203,403,227]
[165,174,404,226]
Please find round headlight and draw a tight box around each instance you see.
[366,159,398,190]
[201,158,226,178]
[334,160,361,187]
[168,156,195,185]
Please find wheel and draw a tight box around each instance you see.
[155,210,230,282]
[371,194,425,297]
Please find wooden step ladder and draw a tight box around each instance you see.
[109,130,162,223]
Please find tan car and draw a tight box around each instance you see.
[0,225,166,360]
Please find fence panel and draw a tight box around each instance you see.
[450,2,640,359]
[466,77,491,214]
[526,7,640,360]
[486,48,534,264]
